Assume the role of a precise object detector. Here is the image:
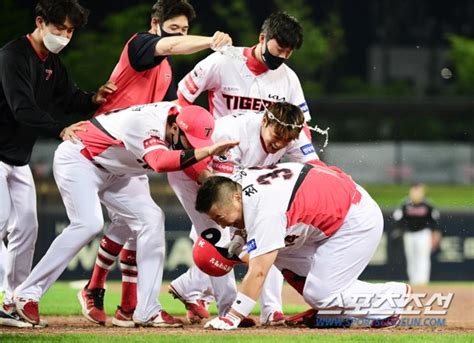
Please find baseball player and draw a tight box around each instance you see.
[172,11,310,325]
[392,183,441,285]
[12,102,238,327]
[168,102,318,326]
[0,0,115,328]
[74,0,232,326]
[194,162,411,330]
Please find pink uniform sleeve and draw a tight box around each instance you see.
[183,158,211,183]
[143,149,181,172]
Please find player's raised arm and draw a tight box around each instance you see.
[155,32,232,56]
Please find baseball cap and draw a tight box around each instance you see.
[176,105,215,148]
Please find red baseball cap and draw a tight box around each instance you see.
[176,105,215,148]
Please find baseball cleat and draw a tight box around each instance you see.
[186,300,210,324]
[238,316,257,328]
[0,303,33,328]
[285,308,317,327]
[112,306,136,328]
[135,310,183,328]
[168,284,210,320]
[77,283,106,325]
[371,283,412,329]
[14,298,40,325]
[262,311,286,326]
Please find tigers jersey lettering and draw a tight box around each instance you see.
[178,47,310,121]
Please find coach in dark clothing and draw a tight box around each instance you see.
[0,0,115,327]
[392,183,441,285]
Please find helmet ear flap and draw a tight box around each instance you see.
[201,228,221,245]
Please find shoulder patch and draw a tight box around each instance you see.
[300,143,316,155]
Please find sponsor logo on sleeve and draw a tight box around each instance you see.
[246,239,257,253]
[143,137,166,149]
[300,143,316,155]
[299,102,309,113]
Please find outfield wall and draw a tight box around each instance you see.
[31,208,474,282]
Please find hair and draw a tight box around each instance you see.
[196,176,240,213]
[260,11,303,49]
[35,0,89,29]
[264,102,305,141]
[151,0,196,23]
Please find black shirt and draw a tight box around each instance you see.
[0,36,97,166]
[393,199,440,232]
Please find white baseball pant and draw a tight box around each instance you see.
[274,186,408,320]
[0,162,38,305]
[14,141,165,322]
[167,170,238,316]
[403,228,432,285]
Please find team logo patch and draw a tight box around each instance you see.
[246,239,257,253]
[300,143,316,155]
[299,102,309,113]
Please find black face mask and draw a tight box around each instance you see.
[261,40,286,70]
[171,129,187,150]
[160,26,184,38]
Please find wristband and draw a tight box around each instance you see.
[231,292,256,318]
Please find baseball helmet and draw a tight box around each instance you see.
[193,228,242,277]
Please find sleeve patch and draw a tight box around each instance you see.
[143,137,166,149]
[299,102,309,113]
[184,74,198,95]
[300,143,316,155]
[246,239,257,253]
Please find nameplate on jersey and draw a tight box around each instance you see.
[300,143,315,155]
[242,184,258,197]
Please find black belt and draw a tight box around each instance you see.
[90,117,116,140]
[287,163,313,211]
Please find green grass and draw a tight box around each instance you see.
[1,334,472,343]
[362,184,474,209]
[38,281,306,316]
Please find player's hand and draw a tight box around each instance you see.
[204,315,240,330]
[208,140,239,156]
[60,121,88,143]
[226,234,246,257]
[92,80,117,105]
[210,31,232,50]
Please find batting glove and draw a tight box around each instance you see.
[204,313,241,330]
[226,234,246,257]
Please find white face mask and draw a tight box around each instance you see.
[43,30,70,54]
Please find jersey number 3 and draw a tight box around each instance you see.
[256,168,293,185]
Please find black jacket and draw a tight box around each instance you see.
[0,36,97,165]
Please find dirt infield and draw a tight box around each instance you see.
[2,284,473,336]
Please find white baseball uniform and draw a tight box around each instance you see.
[236,162,408,319]
[0,164,38,306]
[173,46,312,320]
[178,47,311,121]
[14,102,186,322]
[169,113,318,321]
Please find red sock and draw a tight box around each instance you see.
[120,248,137,313]
[89,236,123,289]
